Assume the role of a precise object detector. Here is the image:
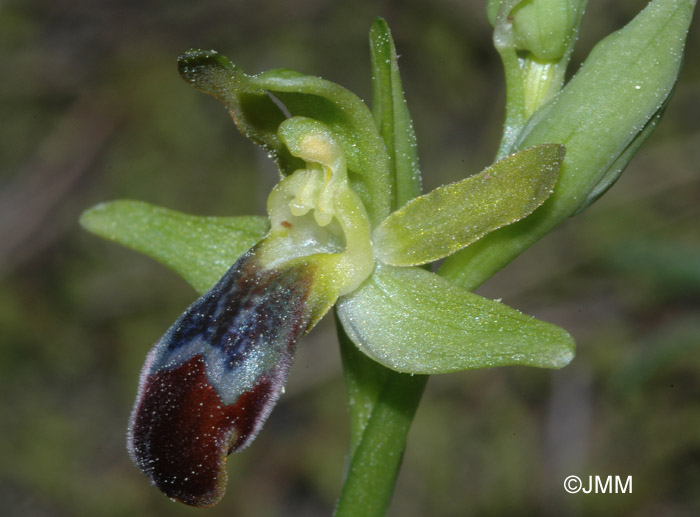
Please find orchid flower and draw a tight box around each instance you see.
[80,2,694,509]
[82,48,571,505]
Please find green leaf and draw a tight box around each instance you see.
[373,144,563,266]
[441,0,695,289]
[572,99,666,214]
[336,264,574,374]
[178,50,392,226]
[80,200,268,294]
[369,18,422,209]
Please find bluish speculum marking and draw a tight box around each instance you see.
[128,249,315,506]
[145,248,313,404]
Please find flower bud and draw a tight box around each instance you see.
[488,0,586,60]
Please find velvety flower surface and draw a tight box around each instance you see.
[127,249,315,506]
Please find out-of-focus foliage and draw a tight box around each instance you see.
[1,0,698,516]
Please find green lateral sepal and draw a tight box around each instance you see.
[80,200,268,294]
[369,17,422,209]
[336,264,575,374]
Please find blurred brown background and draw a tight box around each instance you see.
[1,0,699,515]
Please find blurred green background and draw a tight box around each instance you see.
[1,0,699,515]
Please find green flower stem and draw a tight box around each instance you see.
[336,312,390,460]
[333,19,431,515]
[335,247,518,515]
[336,327,427,517]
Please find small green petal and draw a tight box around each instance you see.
[373,144,563,267]
[369,18,422,209]
[336,264,574,374]
[80,200,268,294]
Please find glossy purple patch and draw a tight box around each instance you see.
[127,249,314,506]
